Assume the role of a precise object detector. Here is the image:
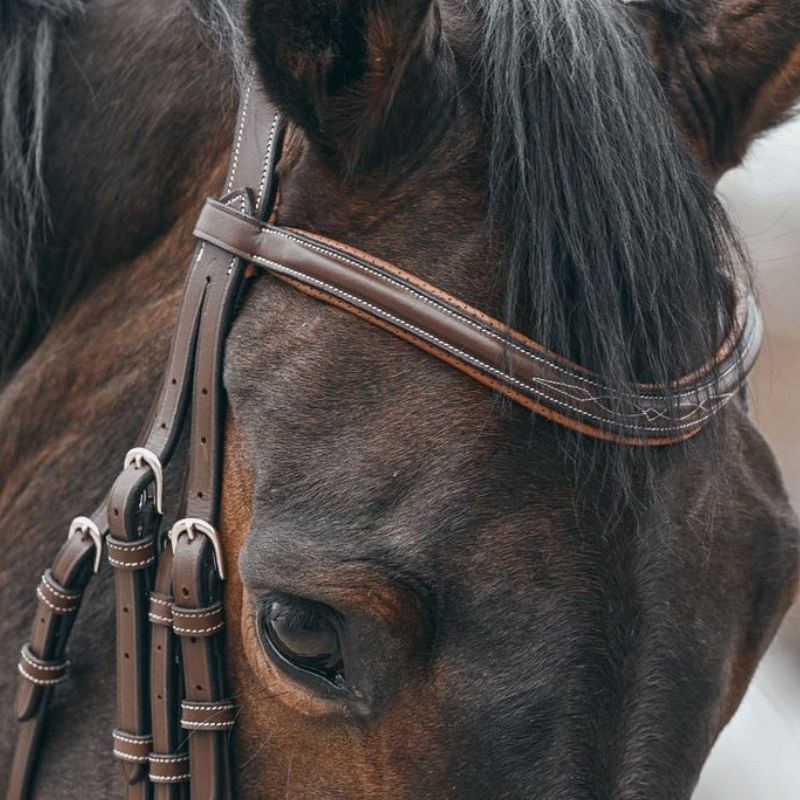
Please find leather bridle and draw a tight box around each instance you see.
[6,76,761,800]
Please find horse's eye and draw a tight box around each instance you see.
[260,598,345,688]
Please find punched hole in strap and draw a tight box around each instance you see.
[112,729,152,765]
[180,700,236,731]
[17,644,69,687]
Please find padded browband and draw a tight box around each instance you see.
[194,199,762,446]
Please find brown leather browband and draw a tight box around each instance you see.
[7,72,761,799]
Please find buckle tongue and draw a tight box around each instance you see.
[124,448,164,515]
[67,516,104,574]
[168,518,225,580]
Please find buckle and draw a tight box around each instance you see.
[124,448,164,515]
[168,518,225,580]
[67,516,104,574]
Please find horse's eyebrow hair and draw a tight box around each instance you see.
[337,555,440,617]
[239,547,436,610]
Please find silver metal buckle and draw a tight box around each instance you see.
[124,448,164,515]
[67,516,104,574]
[168,518,225,580]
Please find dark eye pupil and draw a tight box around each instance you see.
[262,600,344,685]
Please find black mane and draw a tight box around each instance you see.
[0,0,243,382]
[479,0,746,390]
[0,0,83,379]
[1,0,747,472]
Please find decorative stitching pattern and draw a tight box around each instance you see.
[241,251,742,435]
[197,205,756,435]
[260,224,752,404]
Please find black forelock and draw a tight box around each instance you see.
[476,0,749,499]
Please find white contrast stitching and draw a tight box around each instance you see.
[225,80,253,194]
[113,731,152,744]
[36,586,78,614]
[112,749,148,764]
[204,212,754,431]
[149,755,190,764]
[41,573,79,600]
[20,649,67,672]
[107,540,154,554]
[148,613,172,624]
[17,663,66,686]
[242,252,737,434]
[150,773,191,783]
[261,225,750,403]
[173,622,225,635]
[180,720,234,729]
[171,607,222,619]
[182,703,235,712]
[108,555,156,568]
[256,115,280,208]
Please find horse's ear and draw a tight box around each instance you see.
[248,0,454,173]
[629,0,800,175]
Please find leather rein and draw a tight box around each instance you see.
[6,77,761,799]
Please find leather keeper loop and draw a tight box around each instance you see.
[148,752,191,784]
[112,729,152,764]
[106,535,157,570]
[17,645,69,687]
[171,602,224,637]
[148,592,174,626]
[36,569,81,615]
[180,700,236,731]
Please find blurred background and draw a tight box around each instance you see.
[693,118,800,798]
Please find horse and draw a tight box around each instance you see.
[1,0,800,797]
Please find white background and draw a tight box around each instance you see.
[694,118,800,799]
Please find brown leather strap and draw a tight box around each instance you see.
[108,466,160,796]
[8,510,105,800]
[8,77,284,800]
[193,201,762,444]
[168,83,283,800]
[149,548,187,800]
[7,50,765,800]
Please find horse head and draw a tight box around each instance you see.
[215,2,800,797]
